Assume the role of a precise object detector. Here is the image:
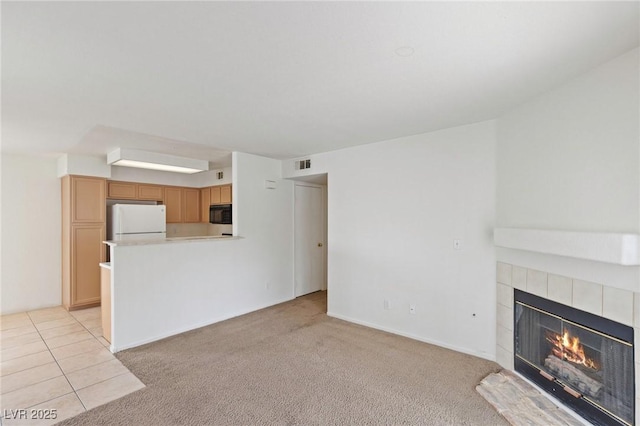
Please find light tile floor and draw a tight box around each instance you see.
[0,306,144,425]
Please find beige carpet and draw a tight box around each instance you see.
[59,291,507,425]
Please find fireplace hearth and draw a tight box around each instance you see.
[515,290,635,426]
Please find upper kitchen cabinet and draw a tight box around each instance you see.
[220,184,232,204]
[164,186,201,223]
[71,176,106,222]
[164,186,183,223]
[107,181,164,202]
[210,184,232,205]
[61,175,106,310]
[183,188,200,223]
[107,181,136,199]
[210,185,221,205]
[137,184,164,201]
[200,187,211,223]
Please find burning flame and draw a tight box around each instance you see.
[546,329,599,370]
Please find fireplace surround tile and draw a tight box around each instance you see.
[496,344,513,370]
[602,286,634,326]
[496,324,513,353]
[547,274,572,306]
[512,266,527,290]
[497,283,513,308]
[572,279,603,316]
[526,269,548,298]
[497,262,512,285]
[497,304,513,331]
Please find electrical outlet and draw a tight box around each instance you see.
[453,239,461,250]
[409,304,416,314]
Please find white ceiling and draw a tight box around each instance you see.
[2,1,638,168]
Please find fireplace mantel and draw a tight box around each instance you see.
[494,228,640,266]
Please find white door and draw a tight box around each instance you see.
[294,184,325,297]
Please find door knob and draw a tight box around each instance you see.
[318,243,323,247]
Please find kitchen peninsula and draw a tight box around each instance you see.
[61,174,234,311]
[62,152,296,354]
[102,234,252,352]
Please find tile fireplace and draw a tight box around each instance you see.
[495,261,640,426]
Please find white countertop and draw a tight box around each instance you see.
[104,235,240,247]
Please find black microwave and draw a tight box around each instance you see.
[210,204,232,224]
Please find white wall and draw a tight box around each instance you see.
[495,47,640,288]
[110,152,294,350]
[497,47,639,233]
[285,120,497,359]
[1,154,62,314]
[192,167,233,187]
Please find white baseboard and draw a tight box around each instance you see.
[326,311,496,362]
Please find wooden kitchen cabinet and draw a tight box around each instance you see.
[200,184,231,222]
[72,176,107,222]
[164,186,183,223]
[220,184,232,204]
[71,224,105,306]
[200,187,211,223]
[164,186,202,223]
[210,185,221,205]
[107,181,164,202]
[61,175,106,310]
[183,188,200,223]
[210,184,232,205]
[107,181,136,199]
[137,184,164,201]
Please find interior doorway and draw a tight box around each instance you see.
[293,178,327,299]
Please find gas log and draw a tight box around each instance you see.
[544,355,603,399]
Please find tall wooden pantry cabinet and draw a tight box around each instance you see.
[61,175,106,310]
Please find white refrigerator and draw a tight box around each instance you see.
[110,204,167,241]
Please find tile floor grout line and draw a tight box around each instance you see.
[2,307,141,421]
[26,310,90,413]
[0,361,64,392]
[61,356,118,377]
[17,390,78,411]
[71,370,132,393]
[0,314,38,333]
[0,349,51,377]
[65,308,118,412]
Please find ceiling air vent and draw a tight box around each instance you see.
[297,159,311,170]
[216,171,224,180]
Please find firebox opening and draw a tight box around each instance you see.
[514,290,635,426]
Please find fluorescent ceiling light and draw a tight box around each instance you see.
[107,148,209,174]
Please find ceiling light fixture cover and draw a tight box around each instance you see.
[107,148,209,174]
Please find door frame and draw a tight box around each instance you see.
[293,182,327,296]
